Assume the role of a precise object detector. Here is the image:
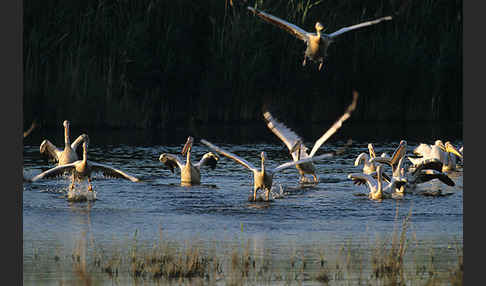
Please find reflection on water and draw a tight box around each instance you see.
[23,127,463,284]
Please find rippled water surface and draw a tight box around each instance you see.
[23,128,463,284]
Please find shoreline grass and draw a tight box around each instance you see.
[24,208,463,285]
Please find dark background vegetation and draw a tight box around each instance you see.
[23,0,462,131]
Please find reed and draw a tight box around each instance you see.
[24,0,461,129]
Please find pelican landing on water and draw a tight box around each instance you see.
[159,136,219,185]
[263,92,358,184]
[30,138,140,191]
[40,120,88,166]
[201,139,334,202]
[248,7,392,70]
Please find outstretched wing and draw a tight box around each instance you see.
[29,162,78,182]
[248,7,310,42]
[263,111,304,152]
[328,16,392,38]
[417,170,455,186]
[89,161,140,182]
[39,139,63,162]
[309,91,359,157]
[273,153,333,173]
[71,134,89,151]
[23,120,38,138]
[159,153,185,173]
[347,173,376,190]
[194,152,219,170]
[200,139,257,172]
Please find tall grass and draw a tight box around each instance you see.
[24,0,462,129]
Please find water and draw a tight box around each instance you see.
[22,128,463,284]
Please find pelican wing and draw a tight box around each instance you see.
[416,170,455,186]
[40,139,63,162]
[195,152,219,170]
[328,16,392,38]
[89,161,140,182]
[410,158,443,174]
[23,120,37,138]
[248,7,309,42]
[389,140,407,167]
[263,111,304,152]
[30,162,78,181]
[159,153,185,173]
[201,139,257,172]
[273,153,333,173]
[309,91,358,157]
[347,173,377,191]
[71,134,88,151]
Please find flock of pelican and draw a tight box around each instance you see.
[24,7,462,202]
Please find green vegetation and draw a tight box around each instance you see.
[24,0,462,129]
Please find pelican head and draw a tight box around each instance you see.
[354,153,367,166]
[445,141,463,159]
[435,140,446,151]
[260,151,267,162]
[315,22,324,32]
[182,136,194,155]
[63,120,70,128]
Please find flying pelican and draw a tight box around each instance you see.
[247,7,392,70]
[40,120,88,166]
[348,165,390,200]
[263,92,358,183]
[201,139,333,201]
[408,140,462,172]
[30,139,140,191]
[159,136,219,185]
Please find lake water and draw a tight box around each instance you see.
[22,126,463,284]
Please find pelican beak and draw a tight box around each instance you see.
[446,142,463,159]
[182,137,193,155]
[368,143,376,159]
[390,140,407,164]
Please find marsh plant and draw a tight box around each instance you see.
[25,206,463,285]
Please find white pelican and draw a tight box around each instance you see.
[248,7,392,70]
[159,136,219,185]
[263,92,358,183]
[40,120,88,166]
[409,140,463,172]
[348,165,390,200]
[369,140,408,175]
[201,139,333,201]
[30,139,140,191]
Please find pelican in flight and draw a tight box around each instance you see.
[30,139,140,191]
[248,7,392,70]
[348,165,391,200]
[40,120,88,166]
[409,140,463,172]
[201,139,333,201]
[263,92,358,183]
[159,136,219,185]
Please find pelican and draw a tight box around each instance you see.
[248,7,392,70]
[30,139,140,191]
[354,143,390,174]
[409,140,463,172]
[201,139,333,201]
[159,136,219,185]
[40,120,88,166]
[405,158,455,187]
[369,140,408,175]
[263,92,358,183]
[348,165,390,200]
